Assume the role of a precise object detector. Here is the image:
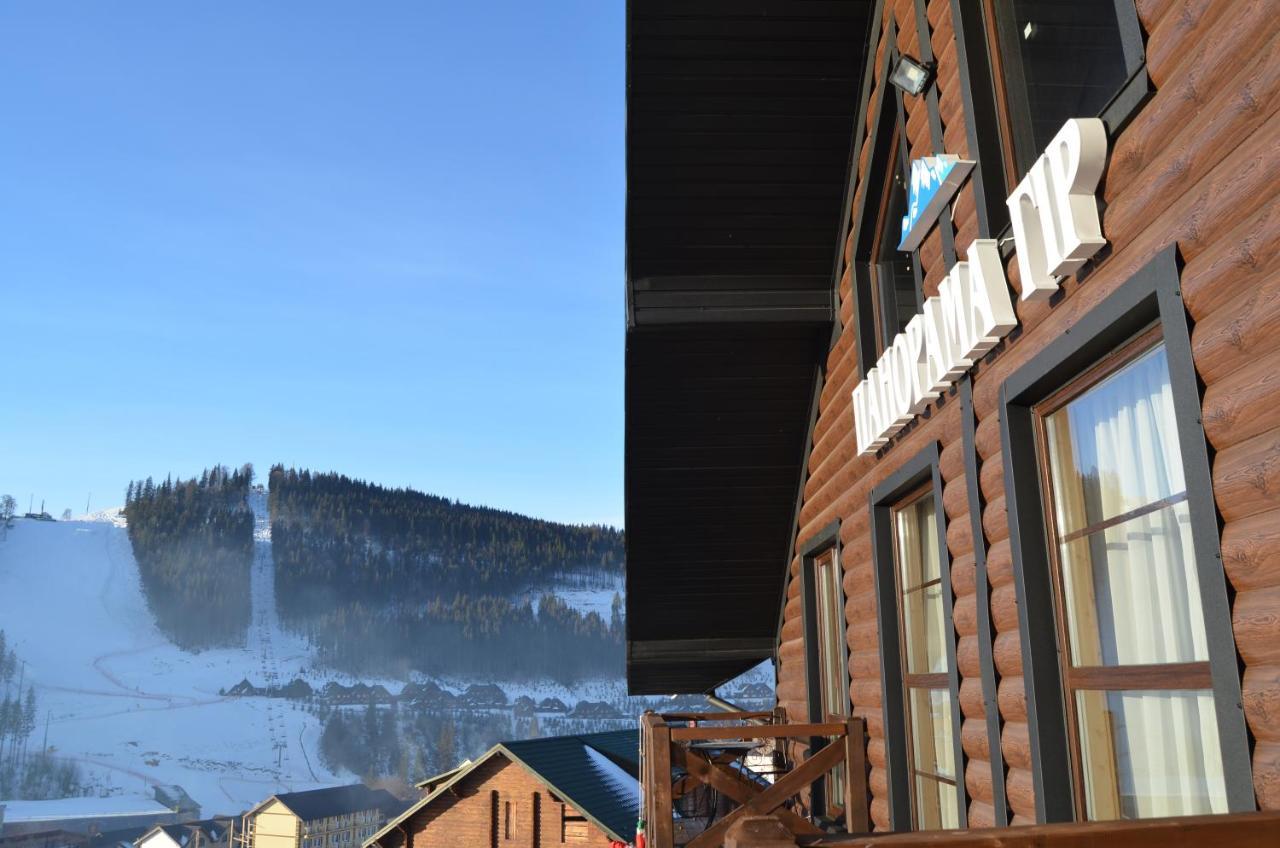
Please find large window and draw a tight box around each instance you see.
[892,488,960,831]
[1034,332,1227,820]
[988,0,1144,175]
[1000,248,1252,822]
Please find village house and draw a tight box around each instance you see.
[239,786,402,848]
[624,0,1280,845]
[364,730,639,848]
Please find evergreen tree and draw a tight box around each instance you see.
[123,465,253,649]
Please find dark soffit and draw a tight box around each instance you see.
[624,0,875,694]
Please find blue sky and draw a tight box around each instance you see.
[0,2,625,526]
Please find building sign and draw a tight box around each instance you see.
[898,155,974,251]
[854,119,1108,456]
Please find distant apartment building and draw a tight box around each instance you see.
[240,786,402,848]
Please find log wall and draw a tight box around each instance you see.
[776,0,1280,831]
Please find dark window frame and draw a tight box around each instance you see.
[800,519,849,820]
[852,18,924,380]
[870,443,969,830]
[986,0,1151,181]
[998,245,1255,822]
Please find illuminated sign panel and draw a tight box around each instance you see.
[898,155,975,251]
[854,119,1108,456]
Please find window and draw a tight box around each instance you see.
[870,139,920,353]
[1033,333,1227,820]
[988,0,1145,175]
[892,488,960,830]
[560,804,589,843]
[503,799,513,840]
[812,548,848,722]
[852,26,925,378]
[870,445,967,831]
[999,247,1253,822]
[801,524,849,819]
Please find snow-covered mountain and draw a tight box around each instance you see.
[0,503,338,815]
[0,497,771,817]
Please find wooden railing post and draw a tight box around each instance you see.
[844,716,869,835]
[650,720,674,848]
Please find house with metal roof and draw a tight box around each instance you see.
[366,730,639,848]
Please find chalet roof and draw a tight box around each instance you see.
[625,0,877,694]
[264,785,402,823]
[371,731,640,845]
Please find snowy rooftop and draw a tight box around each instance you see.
[0,796,172,822]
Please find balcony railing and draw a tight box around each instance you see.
[797,810,1280,846]
[640,709,870,848]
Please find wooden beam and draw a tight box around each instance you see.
[686,738,847,848]
[670,722,846,741]
[843,717,870,835]
[671,745,821,838]
[650,722,674,848]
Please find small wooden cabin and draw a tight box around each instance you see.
[624,0,1280,844]
[364,731,639,848]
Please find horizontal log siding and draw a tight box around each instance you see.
[777,0,1280,831]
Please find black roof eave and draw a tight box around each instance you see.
[623,0,876,695]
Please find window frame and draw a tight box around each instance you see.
[869,443,968,831]
[998,246,1254,822]
[852,18,924,380]
[891,482,961,829]
[983,0,1150,183]
[800,519,849,820]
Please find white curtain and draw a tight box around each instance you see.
[1046,344,1227,819]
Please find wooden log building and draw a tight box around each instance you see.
[624,0,1280,843]
[364,731,640,848]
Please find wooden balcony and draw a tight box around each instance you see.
[640,710,1280,848]
[640,710,870,848]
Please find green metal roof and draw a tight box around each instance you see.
[502,731,640,841]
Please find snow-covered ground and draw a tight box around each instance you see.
[0,498,773,819]
[0,501,340,817]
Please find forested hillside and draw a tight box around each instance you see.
[123,465,254,649]
[268,466,625,679]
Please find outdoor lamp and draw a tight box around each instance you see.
[890,54,934,96]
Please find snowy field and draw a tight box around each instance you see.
[0,499,340,816]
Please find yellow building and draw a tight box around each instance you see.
[240,786,402,848]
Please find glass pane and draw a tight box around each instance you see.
[1075,689,1227,821]
[908,687,956,781]
[816,555,848,717]
[913,775,960,831]
[902,584,947,674]
[1059,500,1208,666]
[1005,1,1131,154]
[875,157,918,343]
[896,494,946,674]
[1045,345,1183,537]
[908,688,959,831]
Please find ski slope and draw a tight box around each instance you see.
[0,498,340,816]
